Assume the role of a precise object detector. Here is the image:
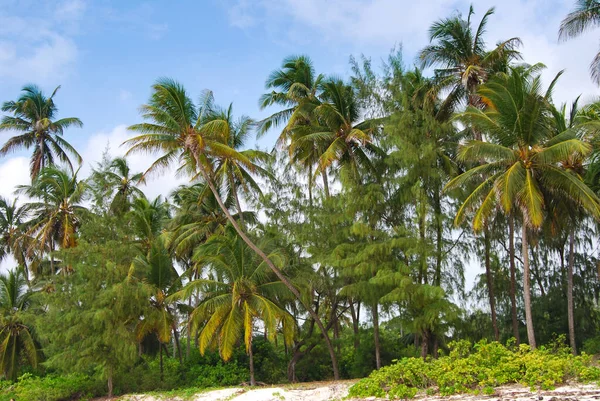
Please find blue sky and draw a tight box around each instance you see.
[1,0,600,286]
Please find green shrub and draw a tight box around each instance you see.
[349,338,600,399]
[0,373,102,401]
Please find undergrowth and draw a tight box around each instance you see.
[348,336,600,399]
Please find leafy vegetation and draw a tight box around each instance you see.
[1,2,600,400]
[348,337,600,399]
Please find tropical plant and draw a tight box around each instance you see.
[170,228,295,386]
[420,5,521,128]
[18,167,88,275]
[0,267,38,381]
[559,0,600,84]
[0,85,83,179]
[446,64,600,348]
[0,198,33,279]
[125,78,341,378]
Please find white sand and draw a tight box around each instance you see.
[118,381,600,401]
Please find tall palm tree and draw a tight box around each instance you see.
[0,198,33,279]
[0,85,83,179]
[125,78,341,378]
[420,5,521,133]
[170,228,295,386]
[203,94,272,226]
[128,196,170,254]
[446,64,600,348]
[18,167,88,275]
[0,268,38,380]
[258,55,324,144]
[559,0,600,84]
[290,78,382,188]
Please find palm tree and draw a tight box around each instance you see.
[0,85,83,179]
[125,78,341,378]
[203,95,272,226]
[170,228,295,386]
[128,196,170,254]
[18,167,88,275]
[290,78,382,189]
[104,157,145,215]
[258,55,324,144]
[130,238,181,380]
[0,268,38,380]
[420,5,521,133]
[446,64,600,348]
[0,198,33,280]
[559,0,600,84]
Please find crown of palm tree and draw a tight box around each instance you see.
[0,85,83,179]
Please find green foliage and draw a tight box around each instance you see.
[348,339,600,399]
[0,373,102,401]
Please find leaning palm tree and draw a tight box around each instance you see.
[18,167,88,275]
[125,78,341,378]
[0,85,83,179]
[170,228,295,386]
[203,94,272,225]
[420,5,521,131]
[446,64,600,349]
[559,0,600,84]
[0,268,38,380]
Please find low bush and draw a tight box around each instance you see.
[0,373,103,401]
[348,337,600,399]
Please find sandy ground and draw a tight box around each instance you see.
[117,381,600,401]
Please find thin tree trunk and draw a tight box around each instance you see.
[418,194,427,284]
[421,330,429,360]
[186,298,191,359]
[509,215,520,345]
[198,166,340,379]
[174,327,183,364]
[568,229,576,355]
[522,224,536,349]
[50,237,55,275]
[232,182,245,227]
[107,365,113,397]
[350,301,360,350]
[249,333,256,386]
[484,229,499,341]
[159,343,164,382]
[433,189,443,287]
[373,303,381,369]
[321,169,330,199]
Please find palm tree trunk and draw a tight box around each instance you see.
[107,365,114,397]
[434,188,443,287]
[321,169,330,199]
[249,333,256,386]
[197,166,340,380]
[50,237,55,275]
[173,327,183,364]
[509,215,520,345]
[522,224,536,349]
[418,195,427,285]
[568,228,576,355]
[159,343,164,381]
[484,229,499,341]
[373,303,381,370]
[232,182,245,227]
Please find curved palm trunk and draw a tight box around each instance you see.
[522,224,536,349]
[484,229,499,341]
[231,181,245,227]
[508,215,520,344]
[568,228,576,354]
[197,166,340,380]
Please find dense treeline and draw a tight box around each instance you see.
[1,2,600,398]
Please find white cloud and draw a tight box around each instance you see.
[0,4,80,84]
[0,157,30,199]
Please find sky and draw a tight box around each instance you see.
[0,0,599,288]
